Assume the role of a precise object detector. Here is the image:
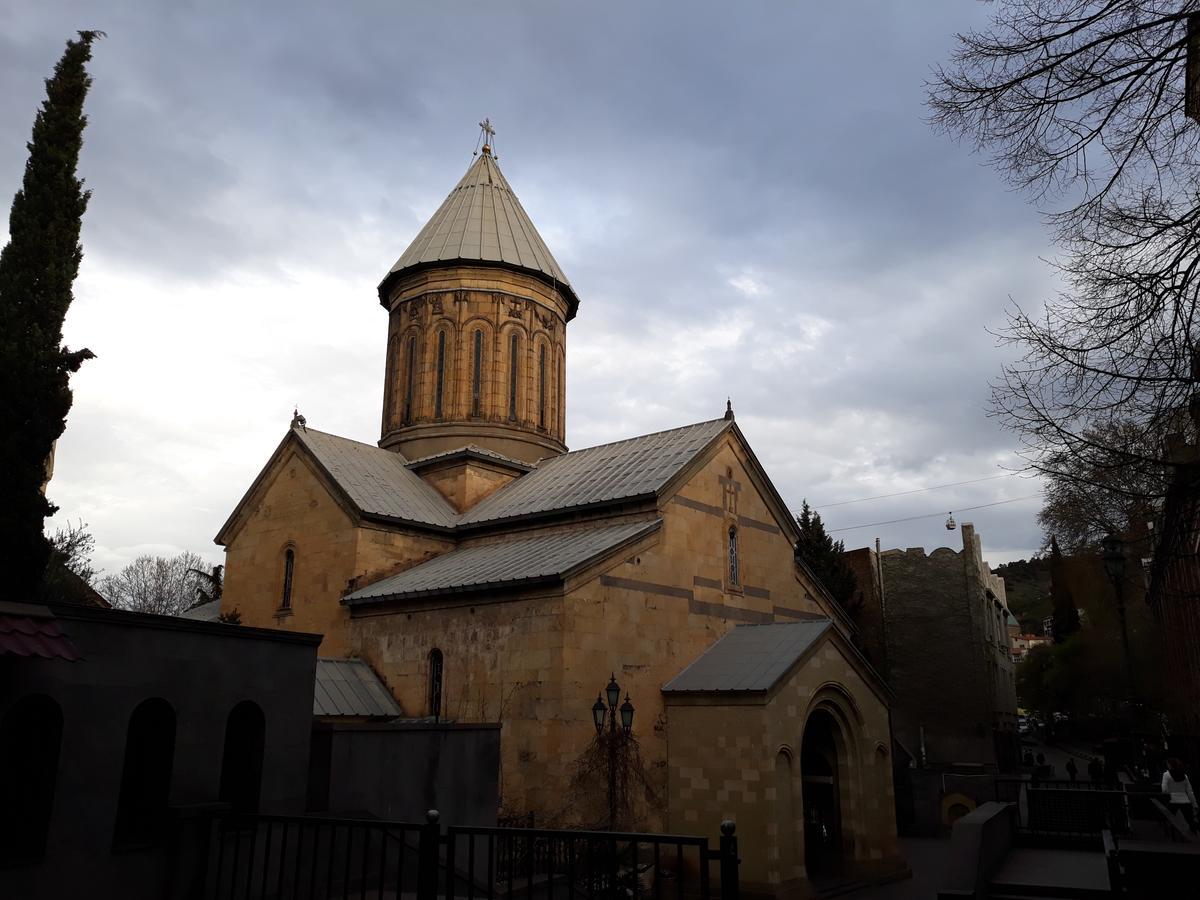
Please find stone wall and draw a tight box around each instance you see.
[879,523,1017,770]
[841,546,888,674]
[664,633,903,896]
[221,446,453,657]
[380,265,570,464]
[349,434,837,822]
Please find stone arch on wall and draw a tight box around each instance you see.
[399,326,422,425]
[800,683,865,878]
[500,323,527,425]
[773,745,800,882]
[428,320,457,421]
[0,694,64,864]
[556,342,566,439]
[532,332,552,435]
[383,332,398,433]
[219,700,266,814]
[462,317,494,419]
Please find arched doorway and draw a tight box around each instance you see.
[801,709,843,876]
[220,701,266,813]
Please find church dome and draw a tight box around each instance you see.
[378,147,578,319]
[376,136,575,466]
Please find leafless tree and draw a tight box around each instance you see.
[1037,420,1168,551]
[930,2,1200,507]
[101,551,208,616]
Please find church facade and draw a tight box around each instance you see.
[217,139,904,894]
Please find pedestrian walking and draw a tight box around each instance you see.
[1087,757,1103,783]
[1066,758,1078,782]
[1162,758,1200,834]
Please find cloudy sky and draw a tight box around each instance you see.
[3,2,1059,576]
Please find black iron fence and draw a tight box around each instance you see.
[992,778,1130,839]
[203,810,739,900]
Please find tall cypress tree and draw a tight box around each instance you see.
[1048,536,1081,644]
[0,32,101,601]
[795,499,858,612]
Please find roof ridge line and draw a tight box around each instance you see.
[566,418,729,455]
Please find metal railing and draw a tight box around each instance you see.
[203,810,739,900]
[992,779,1130,839]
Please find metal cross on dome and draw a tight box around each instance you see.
[477,118,496,156]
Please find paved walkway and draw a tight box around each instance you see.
[843,838,950,899]
[991,846,1110,894]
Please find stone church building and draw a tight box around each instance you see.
[217,139,904,893]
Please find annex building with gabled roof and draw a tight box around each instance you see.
[216,137,905,895]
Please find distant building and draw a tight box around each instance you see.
[877,523,1018,771]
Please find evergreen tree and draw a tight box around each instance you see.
[795,499,858,612]
[1048,536,1080,644]
[0,32,101,600]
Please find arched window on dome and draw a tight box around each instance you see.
[558,346,565,437]
[728,525,740,587]
[471,328,484,417]
[434,330,447,420]
[538,343,547,431]
[402,334,417,425]
[508,332,519,422]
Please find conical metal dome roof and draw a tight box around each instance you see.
[379,149,577,316]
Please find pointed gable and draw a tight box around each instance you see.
[380,150,578,316]
[457,419,731,528]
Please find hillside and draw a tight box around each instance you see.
[994,557,1051,633]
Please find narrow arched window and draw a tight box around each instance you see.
[114,698,176,847]
[728,526,740,586]
[219,701,265,814]
[281,547,295,609]
[428,649,444,721]
[434,331,447,419]
[0,695,63,864]
[403,334,416,424]
[472,329,483,416]
[558,349,565,436]
[508,333,519,421]
[538,344,547,430]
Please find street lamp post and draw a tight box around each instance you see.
[592,673,635,830]
[1101,533,1137,704]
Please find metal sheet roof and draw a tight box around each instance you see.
[458,419,730,527]
[0,613,81,661]
[662,620,832,693]
[405,443,532,473]
[345,519,660,604]
[383,152,574,302]
[297,428,458,529]
[313,658,403,718]
[179,598,222,621]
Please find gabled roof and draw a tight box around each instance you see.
[216,427,459,544]
[405,443,533,474]
[295,429,458,528]
[179,598,222,622]
[313,658,403,718]
[662,620,832,693]
[458,419,731,528]
[380,151,578,316]
[344,519,660,606]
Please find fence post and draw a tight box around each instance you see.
[418,809,441,900]
[718,820,738,900]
